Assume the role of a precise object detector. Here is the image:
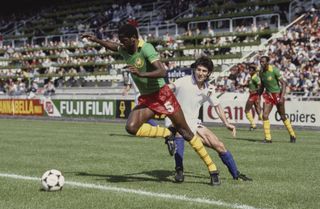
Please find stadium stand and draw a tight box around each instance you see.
[212,8,320,99]
[0,0,319,99]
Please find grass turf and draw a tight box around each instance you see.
[0,118,319,209]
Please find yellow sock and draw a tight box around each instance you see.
[245,112,256,128]
[283,119,296,137]
[136,123,170,137]
[189,136,217,172]
[263,120,272,140]
[259,113,263,121]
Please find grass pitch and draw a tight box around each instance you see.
[0,118,319,209]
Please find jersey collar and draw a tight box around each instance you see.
[138,39,145,48]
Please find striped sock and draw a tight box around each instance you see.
[263,120,272,141]
[189,136,217,172]
[283,119,296,137]
[245,112,256,128]
[136,123,170,137]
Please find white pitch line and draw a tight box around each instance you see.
[0,173,262,209]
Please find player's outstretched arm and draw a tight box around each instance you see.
[81,34,121,52]
[214,104,236,137]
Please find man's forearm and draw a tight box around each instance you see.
[94,39,120,52]
[215,105,228,125]
[139,69,166,78]
[280,79,287,98]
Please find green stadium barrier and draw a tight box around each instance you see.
[44,99,116,118]
[0,97,168,120]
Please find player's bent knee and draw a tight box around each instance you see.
[263,114,269,120]
[215,142,227,153]
[280,115,287,121]
[178,129,193,141]
[125,123,138,135]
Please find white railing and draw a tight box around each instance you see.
[209,13,306,83]
[188,13,281,33]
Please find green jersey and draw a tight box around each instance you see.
[119,39,165,95]
[248,73,261,92]
[260,65,282,93]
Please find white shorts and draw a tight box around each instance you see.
[164,117,203,134]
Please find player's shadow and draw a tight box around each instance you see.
[231,137,291,144]
[75,170,210,184]
[108,133,135,137]
[227,137,263,143]
[76,170,173,183]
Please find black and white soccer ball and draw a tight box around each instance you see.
[41,169,65,191]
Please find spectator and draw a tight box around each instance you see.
[27,80,39,98]
[43,79,56,97]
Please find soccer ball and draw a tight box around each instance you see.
[41,169,65,191]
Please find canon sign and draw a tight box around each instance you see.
[203,93,319,127]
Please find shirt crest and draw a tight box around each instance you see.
[134,57,144,68]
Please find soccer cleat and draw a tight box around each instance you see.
[262,139,272,143]
[209,171,221,186]
[249,126,257,131]
[165,137,175,156]
[290,135,296,143]
[235,171,253,181]
[174,167,184,183]
[165,127,177,156]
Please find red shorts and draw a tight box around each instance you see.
[248,92,260,102]
[263,92,281,105]
[138,84,181,115]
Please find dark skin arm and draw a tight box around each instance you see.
[258,73,265,96]
[126,60,167,78]
[83,34,166,78]
[278,78,287,104]
[81,34,121,52]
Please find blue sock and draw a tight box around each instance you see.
[174,136,184,170]
[147,119,157,126]
[219,150,239,179]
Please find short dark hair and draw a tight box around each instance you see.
[192,56,214,73]
[118,24,138,38]
[260,55,270,62]
[248,63,256,71]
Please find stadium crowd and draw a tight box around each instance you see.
[214,10,320,97]
[0,0,200,38]
[0,0,319,98]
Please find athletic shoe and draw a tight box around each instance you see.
[262,139,272,143]
[165,127,177,156]
[290,135,296,143]
[174,167,184,183]
[250,126,257,131]
[235,171,253,181]
[165,134,176,156]
[209,171,221,186]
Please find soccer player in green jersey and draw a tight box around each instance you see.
[259,56,296,143]
[244,64,262,131]
[82,24,221,185]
